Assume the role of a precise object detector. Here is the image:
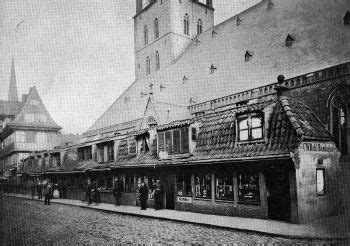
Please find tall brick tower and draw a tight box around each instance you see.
[134,0,214,80]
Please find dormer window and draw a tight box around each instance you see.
[245,51,253,62]
[285,34,295,47]
[237,113,263,142]
[344,11,350,25]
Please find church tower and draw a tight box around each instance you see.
[8,56,19,102]
[134,0,214,80]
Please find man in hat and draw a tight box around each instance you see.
[113,177,122,206]
[139,180,149,210]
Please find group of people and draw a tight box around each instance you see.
[139,179,162,210]
[32,179,55,205]
[85,179,101,205]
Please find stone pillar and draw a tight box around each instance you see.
[259,172,268,218]
[289,169,299,223]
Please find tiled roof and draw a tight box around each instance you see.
[110,152,158,168]
[191,96,332,161]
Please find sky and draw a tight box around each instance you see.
[0,0,260,134]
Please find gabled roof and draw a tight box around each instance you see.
[85,0,350,136]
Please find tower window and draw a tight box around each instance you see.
[197,19,203,35]
[146,56,151,75]
[144,25,148,45]
[245,51,253,62]
[285,34,295,47]
[184,14,189,36]
[154,18,159,39]
[155,51,160,71]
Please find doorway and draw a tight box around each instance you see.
[165,174,175,210]
[266,168,291,221]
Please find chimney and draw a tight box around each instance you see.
[206,0,213,8]
[274,74,289,97]
[136,0,143,14]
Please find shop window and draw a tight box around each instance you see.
[316,169,325,195]
[237,113,263,142]
[238,173,260,204]
[124,174,135,192]
[177,173,192,197]
[195,173,211,199]
[215,173,234,201]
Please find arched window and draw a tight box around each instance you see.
[155,51,160,71]
[184,14,189,36]
[146,56,150,75]
[144,25,148,45]
[197,19,203,35]
[154,18,159,39]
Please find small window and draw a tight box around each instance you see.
[184,14,189,35]
[177,173,192,197]
[197,19,203,35]
[146,56,151,75]
[245,51,253,62]
[155,51,160,70]
[285,34,295,47]
[316,169,325,195]
[154,18,159,39]
[144,25,148,45]
[237,113,263,142]
[238,173,260,204]
[195,173,211,199]
[215,173,234,201]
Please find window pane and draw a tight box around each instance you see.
[238,173,260,203]
[215,174,234,200]
[239,130,249,141]
[173,129,181,154]
[252,128,262,139]
[181,127,189,153]
[165,131,172,154]
[316,169,325,195]
[239,119,248,130]
[158,132,165,152]
[251,117,262,128]
[195,173,211,199]
[177,173,192,197]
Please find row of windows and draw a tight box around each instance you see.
[145,51,160,75]
[177,172,261,204]
[143,15,203,46]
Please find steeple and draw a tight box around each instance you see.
[8,55,19,102]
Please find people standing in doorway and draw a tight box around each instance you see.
[154,179,162,210]
[113,177,122,206]
[139,180,149,210]
[43,182,52,205]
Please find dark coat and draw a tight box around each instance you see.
[43,185,52,196]
[139,184,149,200]
[113,180,122,195]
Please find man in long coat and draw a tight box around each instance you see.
[113,178,122,206]
[154,179,162,210]
[139,181,149,210]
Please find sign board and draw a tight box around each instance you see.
[302,142,337,152]
[177,196,192,203]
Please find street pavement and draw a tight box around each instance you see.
[1,193,348,245]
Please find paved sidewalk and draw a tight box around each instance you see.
[4,193,350,240]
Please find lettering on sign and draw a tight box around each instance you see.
[302,142,337,152]
[177,197,192,203]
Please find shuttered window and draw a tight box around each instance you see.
[181,127,189,153]
[165,131,172,154]
[173,129,181,154]
[158,132,165,152]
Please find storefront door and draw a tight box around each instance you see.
[266,168,291,221]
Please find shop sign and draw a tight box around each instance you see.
[177,197,192,203]
[302,142,337,152]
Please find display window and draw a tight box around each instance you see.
[215,173,234,201]
[195,173,211,199]
[238,173,260,204]
[176,173,192,197]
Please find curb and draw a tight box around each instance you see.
[4,193,349,241]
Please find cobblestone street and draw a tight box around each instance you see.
[0,194,346,245]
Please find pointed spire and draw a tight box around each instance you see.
[8,55,19,101]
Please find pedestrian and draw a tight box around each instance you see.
[37,180,43,199]
[86,179,93,205]
[93,181,100,204]
[139,180,149,210]
[154,179,162,210]
[43,183,52,205]
[113,177,122,206]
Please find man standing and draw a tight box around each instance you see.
[86,179,93,205]
[113,177,122,206]
[43,183,52,205]
[154,179,162,210]
[36,180,43,199]
[139,180,149,210]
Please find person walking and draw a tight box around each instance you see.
[113,178,122,206]
[43,183,52,205]
[139,181,149,210]
[154,179,162,210]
